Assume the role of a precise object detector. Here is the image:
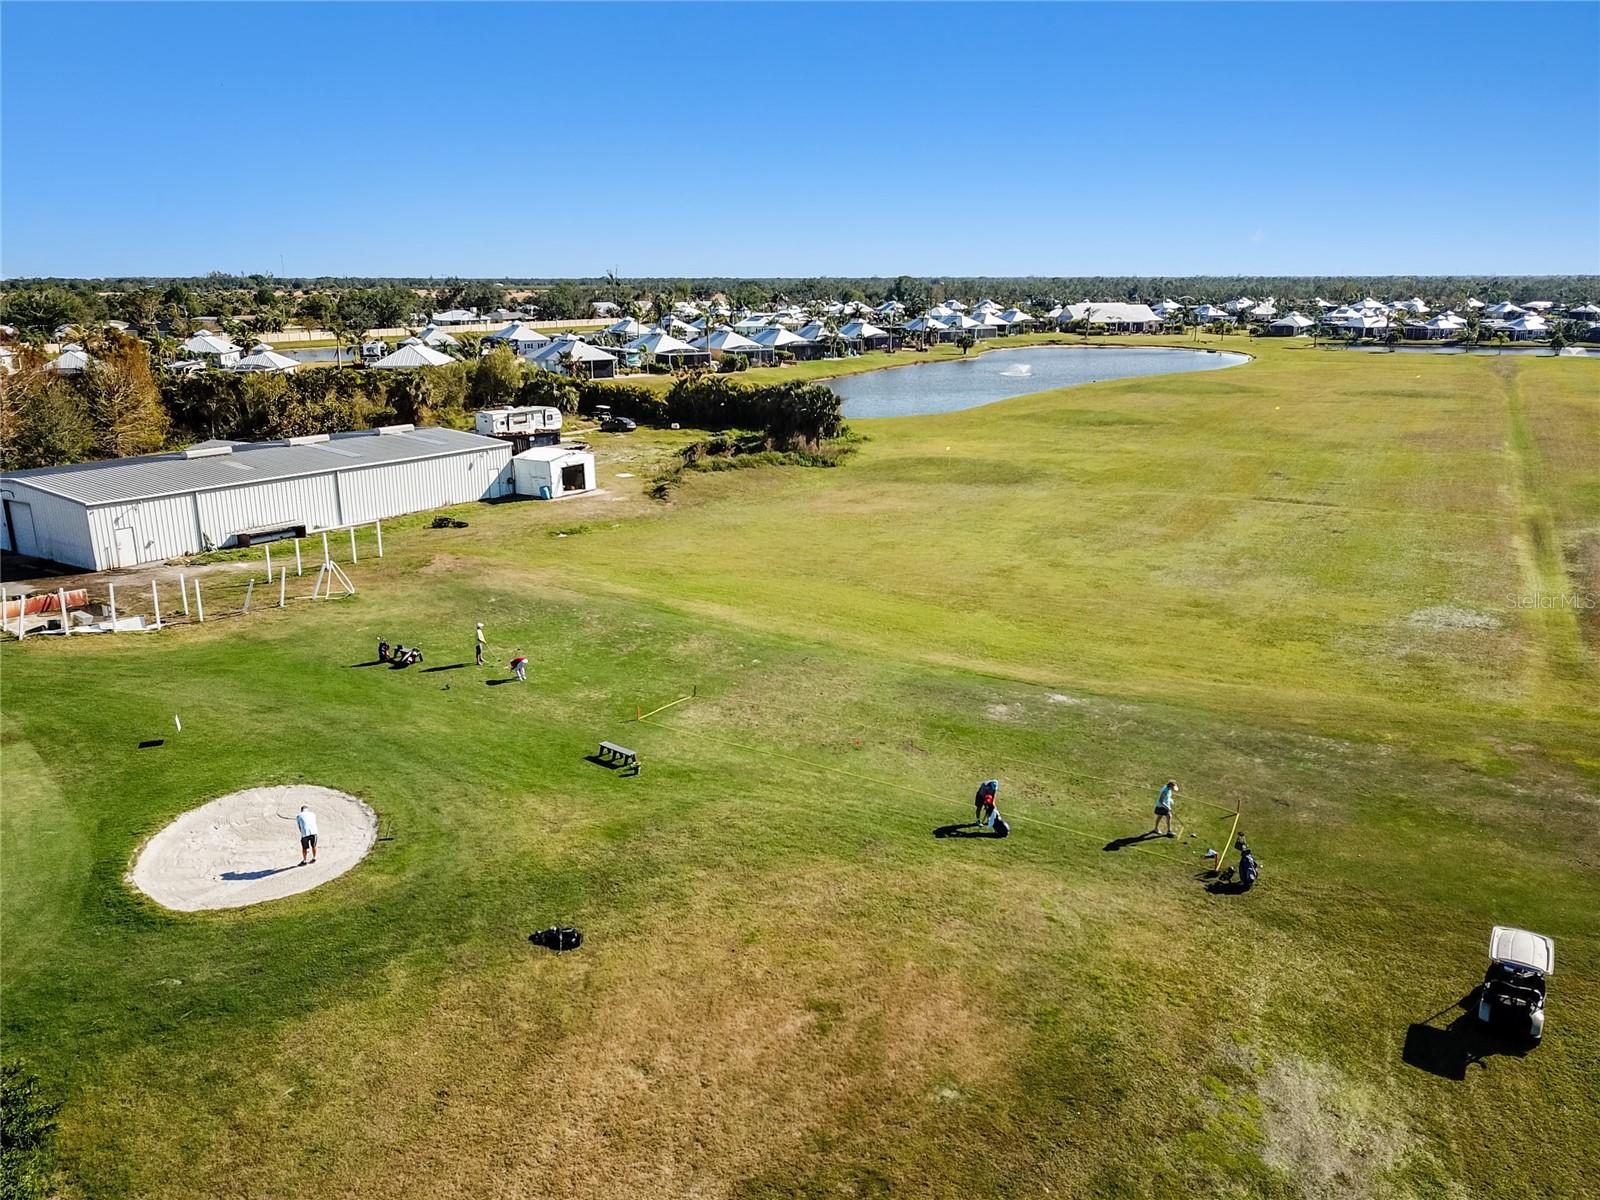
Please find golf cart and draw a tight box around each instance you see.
[1477,926,1553,1044]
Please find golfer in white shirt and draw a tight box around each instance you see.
[296,805,319,865]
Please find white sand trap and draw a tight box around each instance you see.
[129,785,376,912]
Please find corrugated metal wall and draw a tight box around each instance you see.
[2,481,95,567]
[87,495,203,567]
[337,447,512,524]
[197,474,342,546]
[33,446,513,571]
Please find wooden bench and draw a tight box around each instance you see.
[597,741,640,773]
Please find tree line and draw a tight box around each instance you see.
[5,274,1595,340]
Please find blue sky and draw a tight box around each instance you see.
[3,2,1596,279]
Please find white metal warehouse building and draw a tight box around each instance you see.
[1,426,514,571]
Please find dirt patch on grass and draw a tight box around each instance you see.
[1405,606,1502,631]
[1256,1053,1407,1200]
[985,702,1023,722]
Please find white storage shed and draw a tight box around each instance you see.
[1,426,513,570]
[512,446,596,500]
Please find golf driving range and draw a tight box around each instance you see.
[2,338,1596,1199]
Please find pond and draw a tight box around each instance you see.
[827,346,1250,418]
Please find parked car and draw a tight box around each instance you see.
[1477,926,1553,1043]
[600,415,636,433]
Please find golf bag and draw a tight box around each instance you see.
[393,646,423,667]
[529,926,583,953]
[1237,849,1259,890]
[991,814,1010,838]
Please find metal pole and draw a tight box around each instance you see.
[265,544,273,582]
[179,572,190,616]
[279,566,287,608]
[152,580,162,629]
[109,583,118,632]
[13,591,23,640]
[294,538,303,576]
[375,519,383,557]
[58,587,70,636]
[194,578,204,622]
[322,531,330,564]
[243,579,254,612]
[349,526,358,563]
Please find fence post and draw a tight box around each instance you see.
[375,519,383,557]
[109,583,118,632]
[294,538,303,576]
[58,587,70,636]
[193,578,204,622]
[179,572,190,616]
[349,526,358,563]
[243,579,254,612]
[322,531,330,564]
[265,544,273,582]
[152,580,162,629]
[279,566,287,608]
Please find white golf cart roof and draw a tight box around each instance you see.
[1490,926,1554,975]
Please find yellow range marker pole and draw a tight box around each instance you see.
[1213,799,1244,876]
[635,690,697,722]
[637,716,1193,865]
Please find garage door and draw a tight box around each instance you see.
[6,501,39,557]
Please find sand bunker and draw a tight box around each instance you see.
[129,785,376,912]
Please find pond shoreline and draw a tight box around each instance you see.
[828,344,1252,419]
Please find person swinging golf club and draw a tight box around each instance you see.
[1153,779,1177,838]
[295,804,319,866]
[975,779,999,829]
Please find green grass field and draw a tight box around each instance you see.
[3,338,1597,1199]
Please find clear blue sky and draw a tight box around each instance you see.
[3,2,1597,279]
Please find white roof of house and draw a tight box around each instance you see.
[839,320,888,339]
[2,426,503,506]
[416,325,460,346]
[606,317,644,337]
[1503,313,1547,330]
[1490,926,1553,974]
[531,336,616,364]
[1465,297,1485,308]
[1270,313,1314,328]
[625,330,698,355]
[798,321,832,340]
[370,343,454,369]
[1424,312,1467,328]
[695,327,764,353]
[901,315,948,332]
[45,348,94,374]
[1484,301,1525,317]
[181,332,241,356]
[751,325,809,347]
[1063,302,1160,325]
[999,307,1034,323]
[430,308,478,323]
[485,321,550,345]
[226,349,299,373]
